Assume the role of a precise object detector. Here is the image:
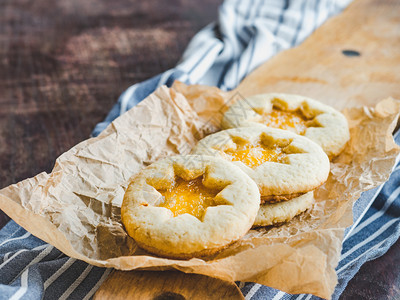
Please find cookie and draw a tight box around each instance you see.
[191,126,330,200]
[221,93,350,159]
[121,155,260,259]
[253,191,314,227]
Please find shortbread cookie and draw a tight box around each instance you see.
[191,126,330,201]
[253,191,314,227]
[121,155,260,259]
[221,93,350,159]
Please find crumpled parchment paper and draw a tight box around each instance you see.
[1,83,399,299]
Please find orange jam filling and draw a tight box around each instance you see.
[158,177,218,219]
[260,109,308,134]
[224,141,283,168]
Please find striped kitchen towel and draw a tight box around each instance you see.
[92,0,353,136]
[2,0,400,299]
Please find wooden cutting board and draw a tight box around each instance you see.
[94,270,244,300]
[237,0,400,109]
[95,0,400,298]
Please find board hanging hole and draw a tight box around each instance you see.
[342,49,361,57]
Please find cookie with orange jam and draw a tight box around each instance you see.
[191,126,330,203]
[221,93,349,159]
[121,155,260,259]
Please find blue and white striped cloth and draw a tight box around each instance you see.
[2,0,400,299]
[92,0,353,135]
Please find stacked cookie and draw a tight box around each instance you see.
[121,93,350,259]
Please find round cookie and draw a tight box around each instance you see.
[121,155,260,259]
[221,93,350,159]
[253,191,314,227]
[191,126,330,201]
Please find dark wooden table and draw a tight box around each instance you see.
[0,1,399,299]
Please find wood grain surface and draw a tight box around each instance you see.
[0,0,221,221]
[93,270,244,300]
[237,0,400,110]
[0,0,399,299]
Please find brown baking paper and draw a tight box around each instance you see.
[1,83,399,299]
